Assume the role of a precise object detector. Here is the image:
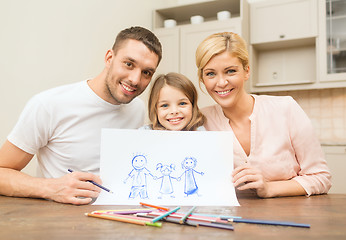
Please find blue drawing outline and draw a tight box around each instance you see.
[155,163,179,199]
[123,154,156,199]
[178,157,204,197]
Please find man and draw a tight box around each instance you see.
[0,26,162,205]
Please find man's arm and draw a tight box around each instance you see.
[0,140,102,204]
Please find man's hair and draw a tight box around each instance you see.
[112,26,162,64]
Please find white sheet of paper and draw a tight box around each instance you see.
[93,129,239,206]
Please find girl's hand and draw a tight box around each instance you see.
[232,164,271,198]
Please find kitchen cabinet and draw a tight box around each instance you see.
[153,27,180,74]
[249,0,319,92]
[318,0,346,84]
[322,145,346,194]
[250,0,317,44]
[249,0,346,93]
[152,0,249,108]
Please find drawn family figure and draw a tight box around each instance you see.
[123,154,156,199]
[178,157,204,197]
[155,163,178,199]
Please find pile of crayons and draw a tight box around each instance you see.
[85,202,310,230]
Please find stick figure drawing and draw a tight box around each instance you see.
[156,163,178,199]
[178,157,204,197]
[123,154,156,199]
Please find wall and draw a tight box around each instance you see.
[2,0,344,177]
[261,88,346,144]
[0,0,174,175]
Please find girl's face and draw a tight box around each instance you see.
[202,51,249,110]
[157,85,193,131]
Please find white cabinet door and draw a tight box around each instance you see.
[318,0,346,84]
[250,0,318,44]
[180,18,241,108]
[322,145,346,194]
[154,27,180,76]
[255,46,316,86]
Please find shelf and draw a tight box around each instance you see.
[327,15,346,20]
[250,43,316,92]
[254,80,314,87]
[153,0,240,29]
[327,47,346,54]
[251,37,315,51]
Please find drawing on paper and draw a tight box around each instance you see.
[95,129,239,206]
[178,157,204,197]
[123,154,205,200]
[123,154,156,199]
[155,163,179,199]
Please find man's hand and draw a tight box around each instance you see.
[44,171,102,205]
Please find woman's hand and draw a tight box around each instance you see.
[232,164,272,198]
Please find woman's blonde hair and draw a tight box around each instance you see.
[148,72,205,131]
[195,32,249,85]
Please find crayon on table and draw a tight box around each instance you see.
[139,202,170,211]
[151,206,181,223]
[228,218,311,228]
[147,211,223,223]
[195,221,234,231]
[97,213,159,222]
[179,206,196,224]
[136,213,198,227]
[193,213,241,219]
[85,213,162,227]
[92,209,155,215]
[138,213,233,230]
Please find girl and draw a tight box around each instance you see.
[142,72,205,131]
[195,32,331,198]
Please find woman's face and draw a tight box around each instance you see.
[201,52,249,109]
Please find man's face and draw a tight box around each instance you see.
[104,39,159,105]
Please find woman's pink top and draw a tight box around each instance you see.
[201,94,331,196]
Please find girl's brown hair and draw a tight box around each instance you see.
[148,72,205,131]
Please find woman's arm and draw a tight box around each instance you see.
[232,164,306,198]
[288,98,331,196]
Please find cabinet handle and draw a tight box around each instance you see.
[279,34,285,39]
[273,72,278,79]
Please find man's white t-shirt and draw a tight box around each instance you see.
[8,80,145,178]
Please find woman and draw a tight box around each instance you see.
[195,32,331,198]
